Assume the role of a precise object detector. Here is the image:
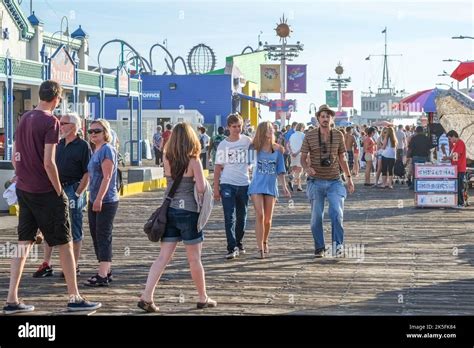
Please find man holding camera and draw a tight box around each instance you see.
[301,105,355,258]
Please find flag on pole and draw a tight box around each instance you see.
[325,90,338,108]
[341,90,353,107]
[260,64,281,93]
[381,28,386,34]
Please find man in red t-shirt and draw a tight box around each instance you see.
[444,130,466,208]
[4,80,101,315]
[160,123,172,152]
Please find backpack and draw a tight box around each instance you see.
[213,134,226,151]
[394,159,406,177]
[199,135,204,150]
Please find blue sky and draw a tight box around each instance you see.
[22,0,473,123]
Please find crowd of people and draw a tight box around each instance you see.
[3,78,469,314]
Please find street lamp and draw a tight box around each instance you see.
[442,59,463,90]
[443,58,462,62]
[436,83,453,88]
[452,35,474,39]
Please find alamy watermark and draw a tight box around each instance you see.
[0,242,38,261]
[380,100,424,116]
[324,243,365,260]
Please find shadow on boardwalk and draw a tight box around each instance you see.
[0,180,473,316]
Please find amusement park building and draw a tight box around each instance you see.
[0,0,141,160]
[92,50,267,130]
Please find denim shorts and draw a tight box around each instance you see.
[162,207,203,245]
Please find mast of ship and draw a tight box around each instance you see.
[366,27,402,96]
[381,27,390,93]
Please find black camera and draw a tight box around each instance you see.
[320,158,332,167]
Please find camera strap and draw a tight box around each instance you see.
[318,127,333,150]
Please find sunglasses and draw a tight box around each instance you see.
[60,122,72,126]
[87,129,103,134]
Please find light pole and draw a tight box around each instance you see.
[60,16,69,51]
[436,83,452,88]
[452,35,474,39]
[328,63,351,112]
[442,59,462,90]
[263,14,303,128]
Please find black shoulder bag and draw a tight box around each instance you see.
[144,172,184,242]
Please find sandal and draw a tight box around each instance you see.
[137,299,159,313]
[263,242,269,254]
[256,250,265,259]
[84,274,109,287]
[196,297,217,309]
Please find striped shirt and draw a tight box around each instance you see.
[300,128,346,180]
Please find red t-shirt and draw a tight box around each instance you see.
[162,130,172,148]
[451,139,466,173]
[15,110,60,193]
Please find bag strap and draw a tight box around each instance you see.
[166,170,185,200]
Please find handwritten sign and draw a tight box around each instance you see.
[414,164,457,179]
[415,194,457,207]
[415,180,457,193]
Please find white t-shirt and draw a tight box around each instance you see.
[382,140,396,159]
[215,135,252,186]
[289,131,305,154]
[437,133,449,162]
[396,130,406,149]
[199,133,210,154]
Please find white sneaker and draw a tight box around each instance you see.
[225,248,239,259]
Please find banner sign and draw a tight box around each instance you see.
[414,164,457,179]
[286,65,306,93]
[341,90,353,107]
[415,179,457,193]
[415,193,457,207]
[268,99,297,112]
[326,90,338,108]
[260,64,281,93]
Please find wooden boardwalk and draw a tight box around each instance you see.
[0,177,473,316]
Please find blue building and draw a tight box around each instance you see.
[90,74,233,127]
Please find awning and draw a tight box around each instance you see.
[235,93,269,105]
[450,61,474,82]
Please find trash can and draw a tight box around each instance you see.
[0,160,15,212]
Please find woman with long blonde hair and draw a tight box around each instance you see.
[248,121,291,259]
[139,122,216,312]
[380,126,398,189]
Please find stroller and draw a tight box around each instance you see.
[393,158,406,185]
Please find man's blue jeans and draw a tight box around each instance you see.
[458,172,465,206]
[220,184,249,252]
[64,183,85,242]
[306,178,347,252]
